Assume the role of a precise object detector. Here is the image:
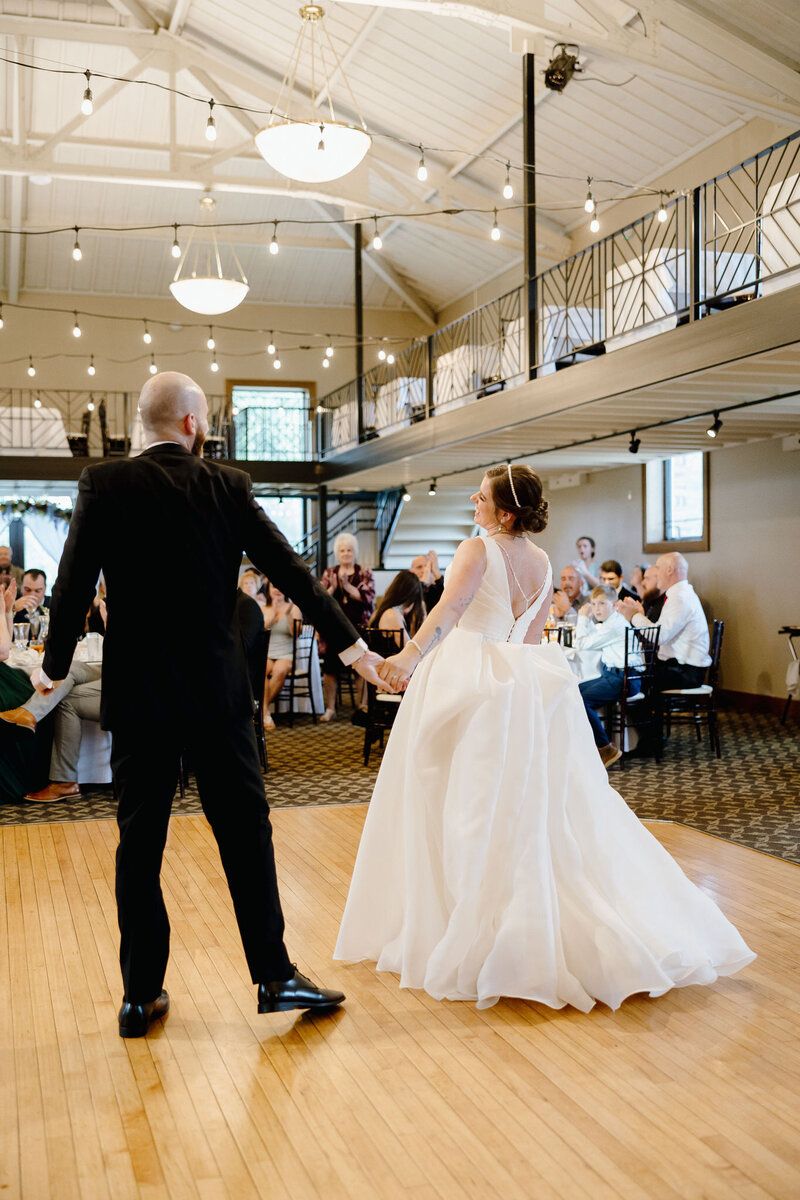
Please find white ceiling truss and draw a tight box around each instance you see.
[0,0,798,316]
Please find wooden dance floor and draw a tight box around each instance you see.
[2,806,799,1200]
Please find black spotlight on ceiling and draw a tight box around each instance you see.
[428,479,437,496]
[543,44,583,93]
[628,430,641,455]
[707,411,723,439]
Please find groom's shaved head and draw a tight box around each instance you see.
[139,371,207,435]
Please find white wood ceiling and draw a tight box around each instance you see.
[0,0,799,317]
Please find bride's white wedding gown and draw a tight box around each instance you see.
[335,539,755,1011]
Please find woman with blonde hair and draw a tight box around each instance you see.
[319,532,375,721]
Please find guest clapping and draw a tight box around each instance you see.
[262,584,303,729]
[319,534,375,722]
[640,565,665,621]
[410,552,444,608]
[573,536,600,589]
[550,565,591,624]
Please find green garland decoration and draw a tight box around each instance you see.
[0,498,73,524]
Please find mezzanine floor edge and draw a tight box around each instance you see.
[2,807,799,1200]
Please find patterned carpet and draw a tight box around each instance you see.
[1,709,798,863]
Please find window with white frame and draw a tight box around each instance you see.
[643,452,709,553]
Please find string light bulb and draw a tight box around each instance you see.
[171,224,181,259]
[707,412,722,438]
[416,147,427,182]
[657,195,668,223]
[27,356,36,377]
[87,356,96,377]
[503,163,514,200]
[372,217,382,250]
[0,303,4,330]
[143,322,152,345]
[72,227,82,261]
[584,178,595,213]
[210,355,219,372]
[267,334,275,355]
[33,395,41,409]
[325,340,334,358]
[428,479,437,496]
[590,213,600,234]
[491,209,501,241]
[149,355,157,375]
[273,357,281,370]
[387,352,395,365]
[72,313,82,338]
[378,348,386,361]
[322,357,330,368]
[87,400,95,411]
[207,327,215,350]
[269,222,279,255]
[402,490,411,502]
[81,69,93,116]
[205,99,217,142]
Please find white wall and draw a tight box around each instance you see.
[535,436,800,698]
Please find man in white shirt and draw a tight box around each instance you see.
[617,552,710,691]
[577,586,642,769]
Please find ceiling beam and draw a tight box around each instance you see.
[314,7,385,109]
[168,0,194,37]
[311,201,436,324]
[98,0,160,32]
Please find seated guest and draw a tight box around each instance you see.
[12,568,49,627]
[262,584,303,730]
[22,666,103,802]
[550,565,591,624]
[410,551,444,608]
[572,535,601,589]
[599,560,638,603]
[0,545,23,588]
[630,565,647,598]
[640,564,666,622]
[0,580,40,802]
[239,567,268,616]
[576,586,642,769]
[369,570,425,644]
[618,553,710,692]
[319,533,375,722]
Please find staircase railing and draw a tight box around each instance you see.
[375,488,405,567]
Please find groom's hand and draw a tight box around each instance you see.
[30,665,59,695]
[353,650,397,692]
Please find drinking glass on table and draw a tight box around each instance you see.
[13,622,31,648]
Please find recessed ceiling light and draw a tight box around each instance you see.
[29,174,52,186]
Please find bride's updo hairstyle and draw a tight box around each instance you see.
[486,464,549,533]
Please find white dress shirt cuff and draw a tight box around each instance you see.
[339,638,368,666]
[38,667,53,688]
[631,613,650,628]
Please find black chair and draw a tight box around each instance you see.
[274,620,319,727]
[362,627,405,766]
[607,624,662,769]
[661,620,724,757]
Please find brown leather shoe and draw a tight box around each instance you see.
[24,782,81,803]
[0,707,36,732]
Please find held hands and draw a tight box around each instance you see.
[377,646,419,692]
[353,650,397,692]
[616,597,644,621]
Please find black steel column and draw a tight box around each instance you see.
[354,222,365,441]
[690,185,702,322]
[523,52,537,380]
[316,484,328,576]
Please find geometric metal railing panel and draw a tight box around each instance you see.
[433,285,525,415]
[363,338,428,436]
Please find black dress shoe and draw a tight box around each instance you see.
[258,967,345,1013]
[118,990,170,1038]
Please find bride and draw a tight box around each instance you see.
[334,464,754,1011]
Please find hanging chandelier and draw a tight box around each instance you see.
[254,5,371,183]
[169,195,249,315]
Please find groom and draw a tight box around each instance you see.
[33,371,387,1037]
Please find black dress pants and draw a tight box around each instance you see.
[111,716,293,1003]
[655,658,708,691]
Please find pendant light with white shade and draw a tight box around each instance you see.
[254,5,371,183]
[169,194,249,315]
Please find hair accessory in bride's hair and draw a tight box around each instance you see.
[507,463,520,507]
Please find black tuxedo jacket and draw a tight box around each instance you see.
[44,444,360,730]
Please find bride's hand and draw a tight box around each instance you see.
[377,648,418,691]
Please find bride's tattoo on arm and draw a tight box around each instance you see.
[427,626,443,651]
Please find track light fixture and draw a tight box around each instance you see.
[205,99,217,143]
[81,69,93,116]
[72,227,82,261]
[171,224,181,259]
[269,222,279,255]
[417,147,427,182]
[428,479,437,496]
[543,44,582,93]
[503,163,513,200]
[491,209,501,241]
[628,430,641,455]
[707,412,722,438]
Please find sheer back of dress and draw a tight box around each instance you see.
[455,537,551,643]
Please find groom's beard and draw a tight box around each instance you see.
[191,431,206,457]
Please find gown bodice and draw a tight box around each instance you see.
[455,536,552,644]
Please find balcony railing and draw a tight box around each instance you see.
[319,128,800,457]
